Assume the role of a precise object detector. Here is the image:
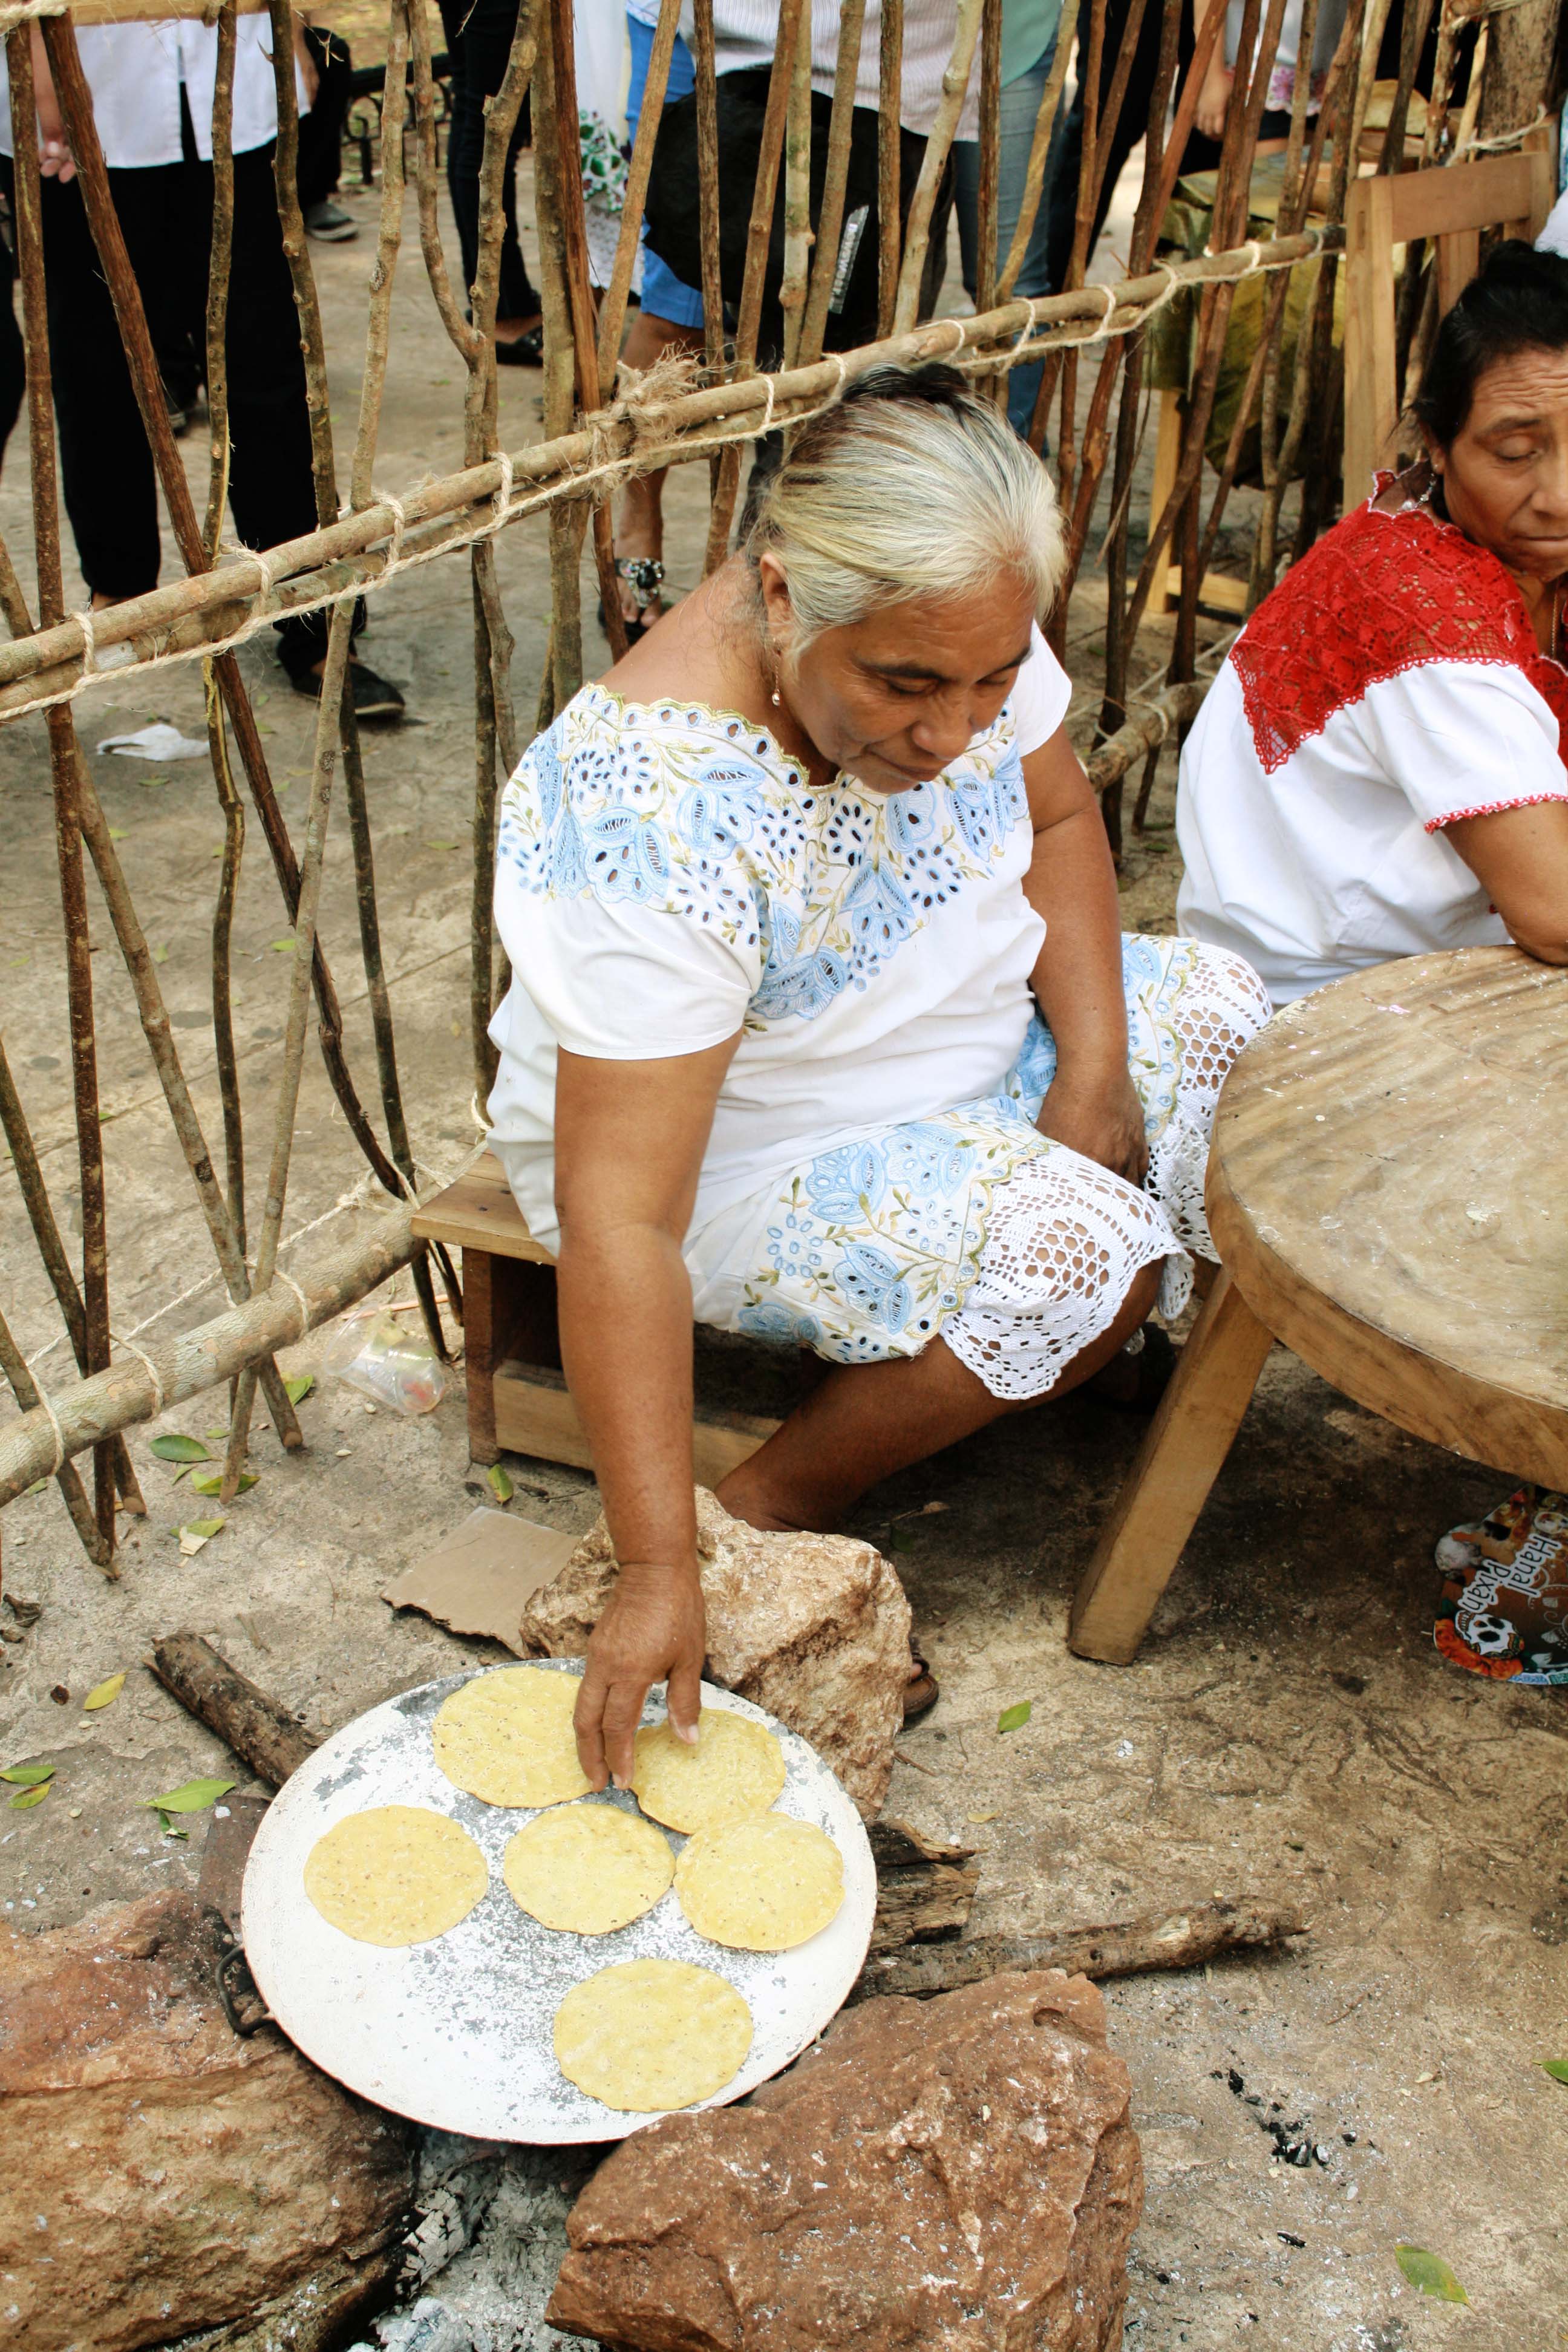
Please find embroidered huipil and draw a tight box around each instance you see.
[1176,479,1568,1004]
[489,630,1273,1387]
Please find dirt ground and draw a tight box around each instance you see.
[1,154,1566,2352]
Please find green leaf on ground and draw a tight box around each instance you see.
[108,827,128,841]
[145,1776,235,1815]
[189,1469,258,1496]
[887,1530,914,1554]
[996,1700,1033,1735]
[153,1812,189,1839]
[284,1373,315,1406]
[152,945,169,965]
[23,1478,46,1496]
[1543,2060,1568,2085]
[1394,2247,1468,2303]
[178,1518,225,1556]
[270,937,295,952]
[486,1463,514,1504]
[149,1432,212,1463]
[82,1672,126,1711]
[8,1782,51,1809]
[1,1763,54,1785]
[423,837,460,851]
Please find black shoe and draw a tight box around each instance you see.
[495,325,544,367]
[290,657,407,722]
[304,199,357,243]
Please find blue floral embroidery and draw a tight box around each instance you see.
[497,685,1030,1025]
[733,936,1214,1365]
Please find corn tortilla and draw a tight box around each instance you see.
[303,1805,488,1946]
[553,1957,754,2111]
[675,1812,844,1951]
[503,1800,674,1935]
[432,1664,590,1808]
[630,1706,785,1834]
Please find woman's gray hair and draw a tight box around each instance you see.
[743,362,1064,648]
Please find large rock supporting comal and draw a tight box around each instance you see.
[516,1486,911,1819]
[547,1968,1143,2352]
[0,1892,413,2352]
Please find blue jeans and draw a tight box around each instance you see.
[953,41,1060,439]
[626,13,704,328]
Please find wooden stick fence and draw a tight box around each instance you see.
[0,0,1551,1555]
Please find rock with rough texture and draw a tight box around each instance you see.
[0,1892,413,2352]
[517,1486,912,1819]
[547,1968,1143,2352]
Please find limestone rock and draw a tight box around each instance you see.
[0,1892,413,2352]
[516,1487,912,1820]
[547,1968,1143,2351]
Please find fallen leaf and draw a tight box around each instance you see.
[887,1529,914,1554]
[423,837,460,851]
[149,1432,212,1463]
[22,1478,46,1496]
[1543,2060,1568,2086]
[966,1809,1003,1824]
[284,1373,315,1405]
[996,1700,1033,1735]
[152,945,169,965]
[82,1671,126,1711]
[153,1811,189,1840]
[145,1776,235,1815]
[108,827,128,841]
[190,1469,258,1496]
[270,937,295,952]
[0,1762,54,1785]
[1394,2247,1468,2304]
[486,1463,514,1504]
[178,1518,225,1556]
[8,1783,50,1809]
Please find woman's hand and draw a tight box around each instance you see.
[575,1560,706,1791]
[1194,57,1234,142]
[1036,1062,1150,1187]
[30,24,73,181]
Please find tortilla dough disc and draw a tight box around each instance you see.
[503,1801,674,1935]
[630,1707,785,1834]
[553,1957,754,2111]
[432,1665,590,1808]
[304,1805,489,1947]
[675,1812,845,1950]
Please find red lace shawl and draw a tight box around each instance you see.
[1232,480,1568,791]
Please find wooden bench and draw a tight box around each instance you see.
[411,1152,780,1483]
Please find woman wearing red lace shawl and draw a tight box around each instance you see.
[1177,241,1568,1005]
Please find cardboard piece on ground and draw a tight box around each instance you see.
[381,1507,578,1652]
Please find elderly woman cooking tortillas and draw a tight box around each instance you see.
[486,364,1272,1783]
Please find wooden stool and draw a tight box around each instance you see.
[1070,948,1568,1664]
[410,1152,779,1483]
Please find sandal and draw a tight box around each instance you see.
[495,325,544,367]
[903,1639,939,1723]
[1086,1322,1176,1414]
[598,554,665,642]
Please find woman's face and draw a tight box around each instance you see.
[759,560,1039,794]
[1426,343,1568,581]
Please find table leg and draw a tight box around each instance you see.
[1068,1270,1274,1664]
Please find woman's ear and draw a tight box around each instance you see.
[755,552,794,652]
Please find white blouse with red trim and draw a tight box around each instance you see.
[1176,482,1568,1004]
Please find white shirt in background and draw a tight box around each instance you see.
[676,0,981,139]
[0,16,310,169]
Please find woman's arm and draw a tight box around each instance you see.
[1444,800,1568,965]
[1020,725,1147,1184]
[554,1033,739,1791]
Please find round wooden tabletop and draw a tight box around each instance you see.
[1206,946,1568,1489]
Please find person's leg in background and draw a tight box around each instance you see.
[0,221,24,474]
[610,9,704,638]
[955,38,1061,439]
[298,19,356,241]
[0,150,167,606]
[218,137,402,716]
[1045,0,1173,296]
[436,0,541,359]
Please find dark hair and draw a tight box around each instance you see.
[835,358,975,416]
[1411,238,1568,446]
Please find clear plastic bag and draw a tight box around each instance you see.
[321,1307,449,1416]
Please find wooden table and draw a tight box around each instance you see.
[1069,948,1568,1663]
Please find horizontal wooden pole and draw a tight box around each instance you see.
[0,230,1334,721]
[0,1197,415,1508]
